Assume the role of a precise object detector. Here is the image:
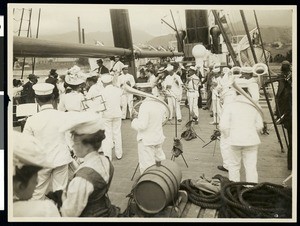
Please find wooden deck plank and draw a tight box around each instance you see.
[185,203,201,218]
[201,208,218,218]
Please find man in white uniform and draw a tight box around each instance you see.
[84,72,105,113]
[163,65,183,122]
[23,83,72,200]
[118,65,136,119]
[219,81,263,183]
[100,74,123,160]
[131,85,167,174]
[186,66,201,123]
[217,67,236,172]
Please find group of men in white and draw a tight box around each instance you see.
[16,56,264,216]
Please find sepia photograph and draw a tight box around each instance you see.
[7,3,297,222]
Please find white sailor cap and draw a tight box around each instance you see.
[122,65,129,70]
[100,73,113,84]
[166,65,174,72]
[189,66,197,71]
[234,78,250,88]
[13,131,53,174]
[241,67,253,74]
[33,83,54,95]
[212,67,220,73]
[157,67,166,73]
[222,67,230,74]
[59,111,105,135]
[214,62,221,68]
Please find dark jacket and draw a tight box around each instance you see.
[98,66,109,74]
[21,81,36,103]
[45,76,59,99]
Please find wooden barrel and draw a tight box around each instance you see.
[133,160,182,214]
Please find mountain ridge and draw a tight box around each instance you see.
[37,25,292,48]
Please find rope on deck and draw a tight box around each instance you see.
[180,175,292,218]
[218,181,292,218]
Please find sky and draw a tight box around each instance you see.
[9,4,294,37]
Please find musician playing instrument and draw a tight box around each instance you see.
[163,65,183,122]
[99,74,123,160]
[131,84,167,174]
[186,66,201,123]
[117,65,136,119]
[219,80,264,183]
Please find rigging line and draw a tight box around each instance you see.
[254,10,288,151]
[177,10,183,31]
[226,12,236,36]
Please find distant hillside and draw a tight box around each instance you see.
[227,22,292,43]
[39,28,154,47]
[146,25,292,48]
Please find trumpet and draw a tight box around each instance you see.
[253,63,268,87]
[123,83,171,125]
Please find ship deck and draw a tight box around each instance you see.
[107,103,293,216]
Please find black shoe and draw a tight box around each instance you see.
[217,165,228,172]
[210,113,213,117]
[202,107,208,110]
[178,119,182,122]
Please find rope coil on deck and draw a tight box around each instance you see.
[218,180,292,218]
[180,175,292,218]
[180,179,222,209]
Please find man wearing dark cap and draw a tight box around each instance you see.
[21,74,39,103]
[276,60,292,170]
[96,59,109,74]
[23,83,73,200]
[45,69,59,109]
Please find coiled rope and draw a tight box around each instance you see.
[219,181,292,218]
[180,179,222,209]
[180,175,292,218]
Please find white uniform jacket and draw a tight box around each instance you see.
[219,96,264,146]
[84,82,104,113]
[117,73,136,90]
[186,74,200,97]
[131,98,166,146]
[101,84,123,119]
[23,104,73,167]
[163,74,183,98]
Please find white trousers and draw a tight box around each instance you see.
[167,96,182,120]
[31,164,69,200]
[138,141,166,174]
[228,145,258,183]
[211,98,221,123]
[121,94,133,119]
[101,118,123,160]
[219,135,231,170]
[187,92,199,118]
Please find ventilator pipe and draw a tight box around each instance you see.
[192,44,207,76]
[210,26,221,54]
